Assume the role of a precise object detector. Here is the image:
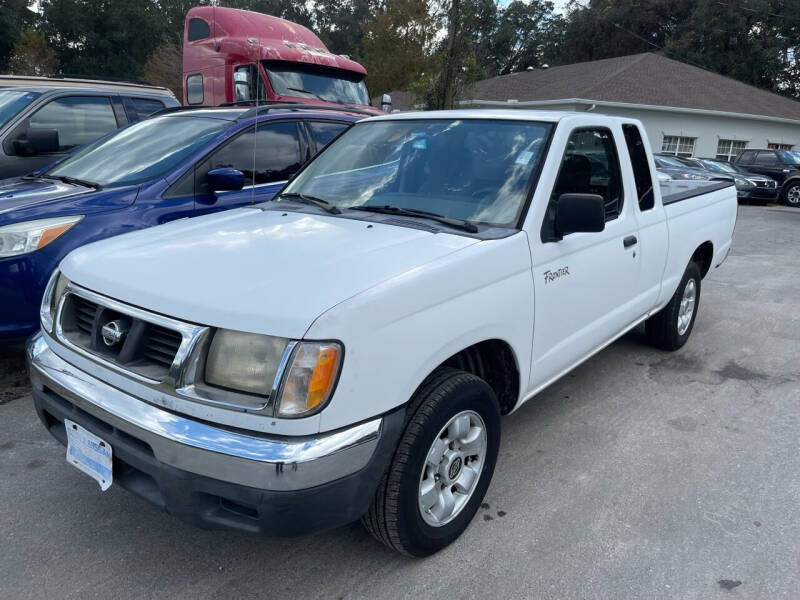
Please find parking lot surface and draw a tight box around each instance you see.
[0,205,798,599]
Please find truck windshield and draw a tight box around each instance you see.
[0,90,40,128]
[264,61,370,105]
[44,115,228,187]
[282,119,553,227]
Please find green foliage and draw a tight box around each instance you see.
[0,0,36,71]
[9,28,59,75]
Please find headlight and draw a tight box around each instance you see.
[39,269,69,333]
[0,215,83,257]
[276,342,342,417]
[205,330,289,396]
[203,330,343,418]
[734,178,753,189]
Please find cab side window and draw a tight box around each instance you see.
[755,151,778,166]
[307,120,350,151]
[28,96,118,152]
[197,121,301,194]
[737,150,756,164]
[542,127,623,241]
[130,97,166,119]
[622,124,655,211]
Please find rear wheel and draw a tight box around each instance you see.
[645,261,701,351]
[783,181,800,207]
[362,368,500,557]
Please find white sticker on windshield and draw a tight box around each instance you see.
[515,150,533,165]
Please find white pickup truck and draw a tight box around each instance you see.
[28,110,736,557]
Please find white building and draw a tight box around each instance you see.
[450,53,800,160]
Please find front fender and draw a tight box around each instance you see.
[306,232,535,432]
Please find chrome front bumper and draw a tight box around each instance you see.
[27,333,383,491]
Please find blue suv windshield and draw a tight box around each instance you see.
[283,118,552,227]
[0,90,40,128]
[45,115,228,186]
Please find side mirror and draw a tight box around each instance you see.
[233,70,251,102]
[207,167,246,192]
[380,93,392,112]
[14,128,59,156]
[554,193,605,239]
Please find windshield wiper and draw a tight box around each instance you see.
[285,87,328,101]
[276,192,341,214]
[35,174,101,189]
[351,205,478,233]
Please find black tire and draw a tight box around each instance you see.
[362,367,501,557]
[645,261,702,351]
[783,181,800,207]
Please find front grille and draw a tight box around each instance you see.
[59,292,184,381]
[142,325,183,368]
[754,180,775,188]
[72,295,97,334]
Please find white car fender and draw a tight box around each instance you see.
[307,231,535,432]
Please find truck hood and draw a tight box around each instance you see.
[0,176,136,222]
[60,208,478,338]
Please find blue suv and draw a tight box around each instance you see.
[0,105,359,342]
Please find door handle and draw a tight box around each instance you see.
[623,235,638,248]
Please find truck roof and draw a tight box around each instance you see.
[0,75,176,96]
[185,6,367,77]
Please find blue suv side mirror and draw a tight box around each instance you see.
[207,167,246,192]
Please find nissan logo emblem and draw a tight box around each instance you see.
[101,320,128,347]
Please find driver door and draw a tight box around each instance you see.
[529,126,642,388]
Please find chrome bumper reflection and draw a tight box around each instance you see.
[27,334,381,491]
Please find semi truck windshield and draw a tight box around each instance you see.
[264,61,370,106]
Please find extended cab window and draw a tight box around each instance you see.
[28,96,118,152]
[198,121,301,193]
[307,120,350,151]
[622,124,655,211]
[542,127,623,241]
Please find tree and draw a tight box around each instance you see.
[313,0,379,58]
[0,0,36,71]
[39,0,165,79]
[143,41,182,100]
[8,29,60,75]
[361,0,435,96]
[488,1,565,75]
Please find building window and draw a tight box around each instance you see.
[715,139,748,162]
[767,142,793,150]
[661,135,696,157]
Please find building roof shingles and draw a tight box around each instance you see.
[462,53,800,121]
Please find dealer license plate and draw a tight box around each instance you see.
[65,419,113,491]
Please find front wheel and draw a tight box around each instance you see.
[362,368,500,557]
[645,261,701,351]
[783,181,800,207]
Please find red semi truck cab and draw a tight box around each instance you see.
[182,6,386,114]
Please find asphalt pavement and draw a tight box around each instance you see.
[0,205,798,599]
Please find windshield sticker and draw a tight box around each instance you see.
[411,132,427,150]
[515,150,533,165]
